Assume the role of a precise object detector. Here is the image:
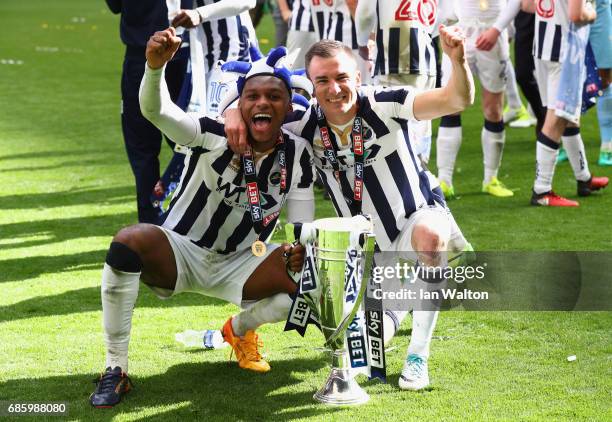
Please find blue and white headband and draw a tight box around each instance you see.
[219,44,313,111]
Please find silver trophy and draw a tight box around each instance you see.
[298,216,376,406]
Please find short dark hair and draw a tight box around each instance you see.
[304,40,355,75]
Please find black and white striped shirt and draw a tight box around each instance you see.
[533,0,569,62]
[161,120,314,253]
[374,0,437,77]
[311,0,333,41]
[284,86,445,250]
[289,0,315,33]
[195,0,257,73]
[328,0,359,49]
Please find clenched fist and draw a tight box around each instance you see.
[145,27,182,70]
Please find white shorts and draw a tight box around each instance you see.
[534,59,562,110]
[286,30,319,69]
[442,26,508,93]
[148,226,279,306]
[376,205,452,311]
[386,205,452,255]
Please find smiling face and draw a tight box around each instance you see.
[239,75,292,151]
[307,50,361,125]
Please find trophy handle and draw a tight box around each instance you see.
[324,234,376,348]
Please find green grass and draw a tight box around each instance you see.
[0,1,611,421]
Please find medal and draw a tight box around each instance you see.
[252,240,266,257]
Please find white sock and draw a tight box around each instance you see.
[102,263,140,373]
[505,62,522,110]
[407,311,439,360]
[534,133,560,194]
[482,122,505,184]
[436,126,462,186]
[562,131,591,182]
[383,310,410,346]
[232,293,293,336]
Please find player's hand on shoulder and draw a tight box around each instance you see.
[224,108,249,155]
[171,9,202,28]
[439,25,466,64]
[146,27,182,69]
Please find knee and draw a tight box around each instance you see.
[107,225,147,272]
[411,224,447,265]
[483,102,503,122]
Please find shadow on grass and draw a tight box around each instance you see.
[0,212,135,255]
[0,185,134,210]
[0,284,228,323]
[0,359,340,421]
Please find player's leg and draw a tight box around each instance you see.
[589,0,612,165]
[91,224,178,408]
[475,32,514,197]
[398,208,452,391]
[514,11,546,134]
[503,59,533,127]
[436,53,462,198]
[220,244,300,373]
[562,123,609,196]
[481,88,513,197]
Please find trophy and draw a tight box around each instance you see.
[292,216,376,405]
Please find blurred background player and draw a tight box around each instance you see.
[284,0,318,68]
[436,0,515,199]
[525,0,608,206]
[588,0,612,166]
[474,0,539,129]
[310,0,371,83]
[356,0,440,164]
[105,0,189,224]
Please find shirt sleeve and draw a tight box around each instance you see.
[369,86,417,121]
[493,0,521,32]
[196,0,256,21]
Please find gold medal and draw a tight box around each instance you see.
[252,240,266,257]
[479,0,489,11]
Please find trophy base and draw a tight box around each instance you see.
[313,368,369,406]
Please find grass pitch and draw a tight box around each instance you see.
[0,1,610,421]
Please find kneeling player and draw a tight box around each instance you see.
[90,28,314,408]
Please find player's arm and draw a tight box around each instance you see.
[476,0,521,51]
[276,0,292,23]
[412,25,475,121]
[355,0,376,61]
[105,0,121,14]
[568,0,597,24]
[172,0,257,28]
[140,28,211,148]
[520,0,535,13]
